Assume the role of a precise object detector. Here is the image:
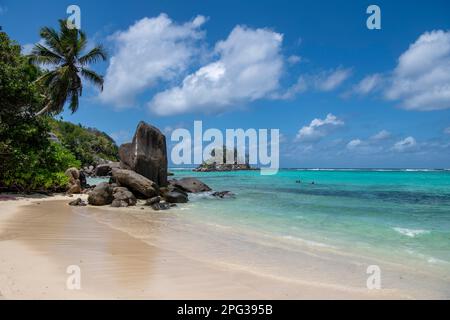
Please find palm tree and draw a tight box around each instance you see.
[29,20,107,116]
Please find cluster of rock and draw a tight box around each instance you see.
[67,121,232,210]
[193,163,256,172]
[80,162,120,177]
[193,147,257,172]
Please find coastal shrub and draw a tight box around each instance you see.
[0,31,80,192]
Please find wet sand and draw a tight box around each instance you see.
[0,197,447,299]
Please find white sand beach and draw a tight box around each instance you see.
[1,196,449,300]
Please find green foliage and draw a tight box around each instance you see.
[49,119,119,166]
[0,31,80,192]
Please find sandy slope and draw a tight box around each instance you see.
[0,196,432,299]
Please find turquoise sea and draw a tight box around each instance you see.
[89,169,450,275]
[165,169,450,274]
[86,169,450,296]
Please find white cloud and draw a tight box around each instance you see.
[315,68,352,92]
[278,67,352,100]
[393,136,417,152]
[149,25,284,115]
[385,30,450,111]
[296,114,344,142]
[346,131,390,154]
[275,76,307,100]
[100,14,207,108]
[352,74,382,95]
[371,130,391,141]
[287,55,302,64]
[347,139,363,150]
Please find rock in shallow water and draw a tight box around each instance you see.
[146,196,161,206]
[68,198,87,206]
[111,187,136,207]
[170,177,211,193]
[212,191,235,199]
[164,191,188,203]
[151,202,172,211]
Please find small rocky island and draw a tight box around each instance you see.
[66,121,232,210]
[193,146,257,172]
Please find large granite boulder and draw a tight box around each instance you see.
[65,167,81,194]
[119,121,168,187]
[111,187,137,207]
[170,177,211,193]
[112,169,158,198]
[94,162,120,177]
[88,182,114,206]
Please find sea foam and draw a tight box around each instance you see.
[393,227,430,238]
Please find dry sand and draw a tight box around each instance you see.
[0,195,446,299]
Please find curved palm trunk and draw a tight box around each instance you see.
[35,102,52,116]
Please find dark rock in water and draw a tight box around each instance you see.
[159,202,171,210]
[68,198,87,206]
[111,187,136,207]
[95,162,120,177]
[168,172,174,176]
[151,202,171,211]
[212,191,235,199]
[170,177,211,193]
[65,167,81,194]
[146,196,161,206]
[112,169,158,198]
[88,182,114,206]
[164,191,188,203]
[119,121,168,187]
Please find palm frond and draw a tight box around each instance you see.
[68,89,79,114]
[79,45,107,66]
[39,26,64,56]
[76,30,87,55]
[29,44,64,66]
[81,68,104,90]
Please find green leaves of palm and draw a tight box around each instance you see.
[29,20,107,115]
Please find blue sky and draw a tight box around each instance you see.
[1,0,450,168]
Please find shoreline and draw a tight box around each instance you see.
[0,196,448,299]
